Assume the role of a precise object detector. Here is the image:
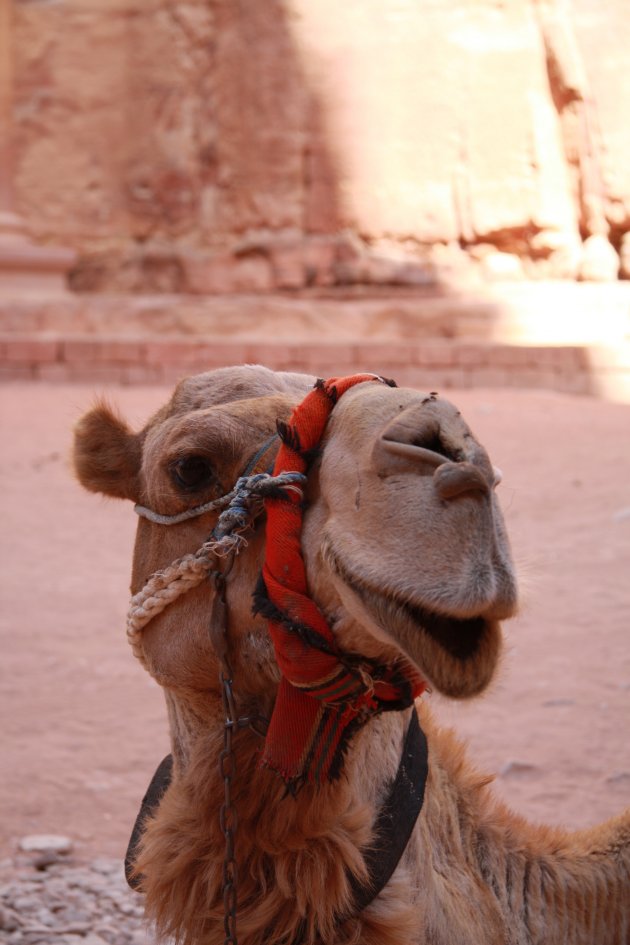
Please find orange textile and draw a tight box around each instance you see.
[257,375,425,787]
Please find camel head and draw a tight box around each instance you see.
[74,365,517,768]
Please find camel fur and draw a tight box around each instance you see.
[73,365,630,945]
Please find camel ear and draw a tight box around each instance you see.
[73,401,142,501]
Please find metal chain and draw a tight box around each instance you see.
[219,669,239,945]
[209,564,240,945]
[209,562,269,945]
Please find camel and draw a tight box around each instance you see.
[73,365,630,945]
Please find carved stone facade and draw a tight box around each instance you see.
[11,0,630,292]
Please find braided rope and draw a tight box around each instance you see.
[126,472,306,666]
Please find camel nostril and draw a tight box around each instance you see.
[379,416,462,473]
[379,437,449,469]
[374,399,490,480]
[433,461,491,500]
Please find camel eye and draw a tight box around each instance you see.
[170,455,214,492]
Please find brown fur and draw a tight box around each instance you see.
[73,400,142,501]
[74,366,630,944]
[134,722,407,945]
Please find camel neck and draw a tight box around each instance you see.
[125,708,429,927]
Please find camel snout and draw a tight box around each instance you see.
[374,398,490,484]
[433,461,491,500]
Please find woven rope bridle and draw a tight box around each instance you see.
[126,470,305,666]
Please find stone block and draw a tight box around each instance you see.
[122,364,165,385]
[96,340,146,364]
[184,253,274,294]
[390,368,440,391]
[491,346,537,368]
[195,343,251,369]
[62,339,102,362]
[4,336,60,363]
[455,344,488,367]
[300,343,356,371]
[37,363,71,382]
[243,343,305,369]
[0,363,36,380]
[353,342,414,367]
[467,368,511,389]
[270,245,306,290]
[427,368,468,390]
[413,344,457,368]
[145,341,201,365]
[66,362,125,383]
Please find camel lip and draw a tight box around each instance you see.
[327,548,491,663]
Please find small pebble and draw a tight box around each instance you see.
[0,905,19,932]
[33,852,63,871]
[19,836,74,856]
[499,760,540,779]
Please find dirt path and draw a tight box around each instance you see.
[1,381,629,863]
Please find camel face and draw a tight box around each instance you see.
[301,381,517,698]
[74,366,517,705]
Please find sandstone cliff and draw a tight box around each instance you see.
[11,0,630,292]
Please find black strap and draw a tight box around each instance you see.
[290,709,428,943]
[240,434,279,478]
[124,754,173,890]
[125,711,429,925]
[348,707,428,914]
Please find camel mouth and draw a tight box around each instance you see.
[327,550,502,699]
[391,599,488,662]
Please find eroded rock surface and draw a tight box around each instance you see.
[11,1,630,291]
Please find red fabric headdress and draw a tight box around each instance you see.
[256,375,425,788]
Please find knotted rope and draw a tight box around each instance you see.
[127,472,305,666]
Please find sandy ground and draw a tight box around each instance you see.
[1,380,629,864]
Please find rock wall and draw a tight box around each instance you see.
[11,0,630,292]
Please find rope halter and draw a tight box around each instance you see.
[126,471,305,666]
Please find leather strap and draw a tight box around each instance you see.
[125,754,173,891]
[348,708,428,914]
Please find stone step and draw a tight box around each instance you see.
[1,285,628,399]
[3,331,629,402]
[0,289,498,341]
[1,283,629,345]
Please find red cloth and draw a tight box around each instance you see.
[259,376,425,787]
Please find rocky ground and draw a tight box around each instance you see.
[0,844,152,945]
